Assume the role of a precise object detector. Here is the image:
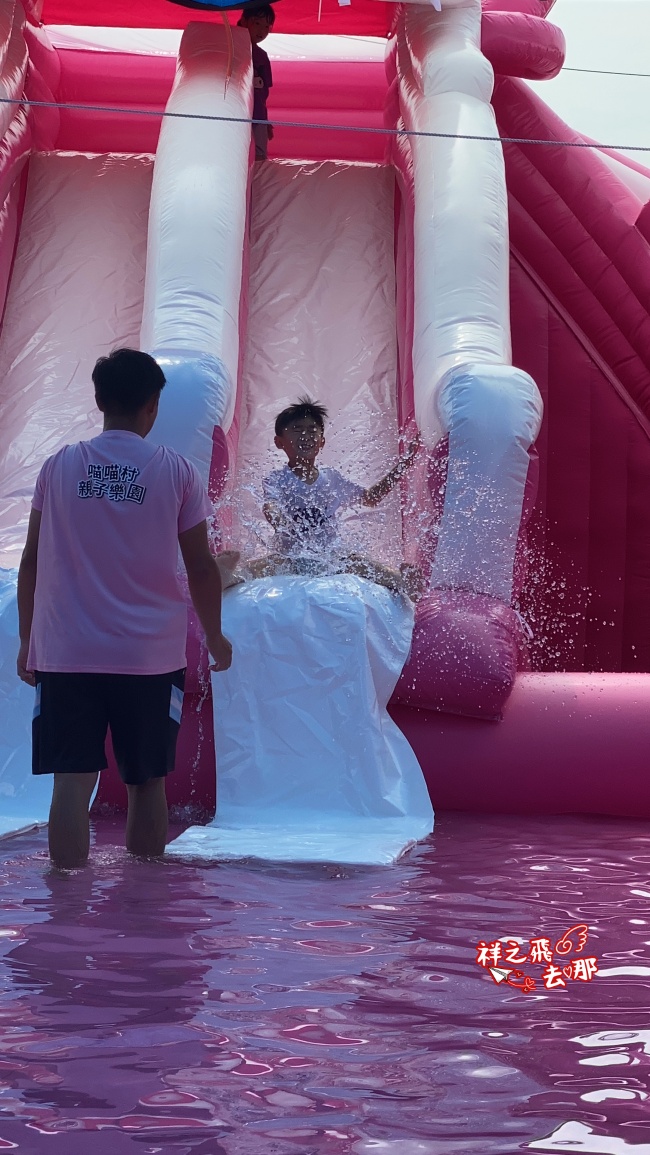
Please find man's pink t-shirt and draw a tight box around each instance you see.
[28,430,212,675]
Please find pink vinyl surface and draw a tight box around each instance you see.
[394,672,650,819]
[53,48,388,160]
[42,0,393,36]
[495,79,650,675]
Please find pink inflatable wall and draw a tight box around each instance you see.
[493,78,650,675]
[53,49,386,161]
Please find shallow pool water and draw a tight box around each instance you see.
[0,812,648,1153]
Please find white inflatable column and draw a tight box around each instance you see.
[141,22,252,482]
[395,0,542,602]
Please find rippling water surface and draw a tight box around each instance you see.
[0,813,648,1153]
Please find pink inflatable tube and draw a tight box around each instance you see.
[21,0,43,26]
[481,10,564,80]
[0,174,25,327]
[0,3,31,324]
[23,22,60,94]
[0,109,30,210]
[392,673,650,820]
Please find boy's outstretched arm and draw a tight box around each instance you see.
[361,437,421,508]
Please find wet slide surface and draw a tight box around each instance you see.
[168,158,435,866]
[230,159,402,567]
[0,812,648,1150]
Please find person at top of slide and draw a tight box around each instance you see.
[231,397,422,598]
[238,3,275,161]
[16,348,233,870]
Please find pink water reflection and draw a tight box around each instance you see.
[0,813,646,1152]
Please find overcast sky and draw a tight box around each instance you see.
[527,0,650,159]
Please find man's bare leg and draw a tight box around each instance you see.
[48,772,99,869]
[126,778,168,858]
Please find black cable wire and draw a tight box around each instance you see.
[3,94,650,152]
[563,67,650,78]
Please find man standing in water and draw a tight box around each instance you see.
[16,348,232,869]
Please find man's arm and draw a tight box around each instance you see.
[361,437,421,508]
[17,510,41,686]
[178,520,232,672]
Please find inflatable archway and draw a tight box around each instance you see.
[1,0,650,846]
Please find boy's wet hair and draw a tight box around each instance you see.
[275,396,328,437]
[238,3,276,25]
[93,348,166,416]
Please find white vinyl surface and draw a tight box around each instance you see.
[0,153,151,834]
[168,575,434,865]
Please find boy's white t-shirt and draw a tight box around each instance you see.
[262,465,364,555]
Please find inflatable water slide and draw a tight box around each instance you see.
[0,0,649,854]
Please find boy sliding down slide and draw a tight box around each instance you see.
[219,398,422,598]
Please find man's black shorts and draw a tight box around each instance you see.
[32,670,186,785]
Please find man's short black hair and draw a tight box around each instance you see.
[238,3,275,24]
[275,396,328,437]
[92,348,166,416]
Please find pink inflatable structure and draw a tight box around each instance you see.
[1,0,650,834]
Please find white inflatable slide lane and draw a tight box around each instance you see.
[0,153,152,834]
[169,160,434,865]
[395,0,543,603]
